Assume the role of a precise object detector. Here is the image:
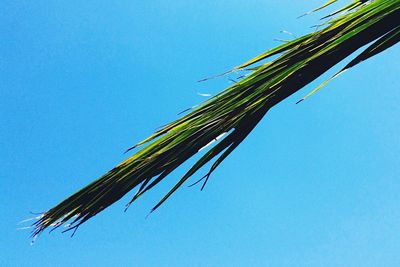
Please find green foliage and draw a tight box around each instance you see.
[32,0,400,238]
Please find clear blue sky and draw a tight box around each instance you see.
[1,1,400,266]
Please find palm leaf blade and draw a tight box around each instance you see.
[32,0,400,238]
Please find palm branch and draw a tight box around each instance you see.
[32,0,400,238]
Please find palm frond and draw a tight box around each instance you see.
[32,0,400,238]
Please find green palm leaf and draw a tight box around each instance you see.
[32,0,400,238]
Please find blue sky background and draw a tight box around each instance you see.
[1,1,400,266]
